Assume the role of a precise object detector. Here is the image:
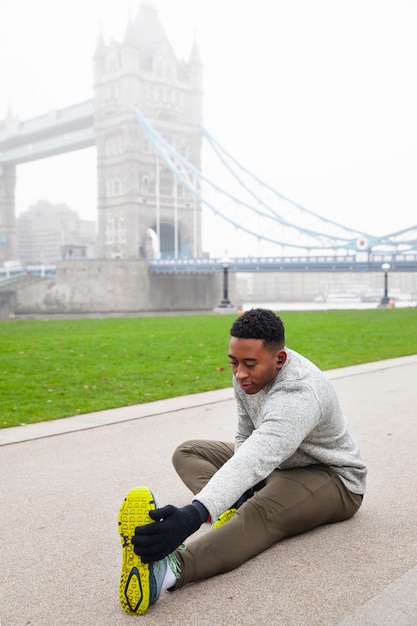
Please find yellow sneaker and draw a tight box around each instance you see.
[118,486,158,615]
[211,507,237,529]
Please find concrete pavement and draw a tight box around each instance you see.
[1,355,417,626]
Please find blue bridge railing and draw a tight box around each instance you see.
[148,254,417,273]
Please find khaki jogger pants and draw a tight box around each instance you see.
[171,439,363,589]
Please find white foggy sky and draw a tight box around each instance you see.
[1,0,416,257]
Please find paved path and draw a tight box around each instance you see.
[1,355,417,626]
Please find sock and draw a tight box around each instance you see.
[161,561,177,592]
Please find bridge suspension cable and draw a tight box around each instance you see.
[134,107,417,255]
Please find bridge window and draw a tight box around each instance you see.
[166,65,173,81]
[105,212,126,245]
[105,135,123,156]
[106,178,126,197]
[104,83,119,101]
[160,174,172,195]
[177,138,188,159]
[142,175,150,193]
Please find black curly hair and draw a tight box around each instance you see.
[230,308,285,349]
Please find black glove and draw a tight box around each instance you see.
[132,504,202,563]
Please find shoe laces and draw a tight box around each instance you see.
[167,545,185,579]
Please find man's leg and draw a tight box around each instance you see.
[172,439,234,495]
[172,465,363,589]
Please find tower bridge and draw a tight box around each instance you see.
[1,2,416,277]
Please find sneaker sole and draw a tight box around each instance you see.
[118,486,157,614]
[212,507,236,529]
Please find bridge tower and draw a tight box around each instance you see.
[0,163,16,264]
[0,110,17,263]
[93,1,203,260]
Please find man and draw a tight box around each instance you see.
[118,308,366,615]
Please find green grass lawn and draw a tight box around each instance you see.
[1,308,416,429]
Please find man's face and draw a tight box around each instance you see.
[228,336,286,394]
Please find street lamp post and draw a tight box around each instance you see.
[379,263,391,307]
[217,256,234,309]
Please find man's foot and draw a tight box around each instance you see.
[211,488,258,529]
[118,486,167,615]
[212,507,237,529]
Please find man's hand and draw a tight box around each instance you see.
[132,504,202,562]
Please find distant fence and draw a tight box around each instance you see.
[148,254,417,273]
[2,253,417,282]
[0,265,56,284]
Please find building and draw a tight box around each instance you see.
[17,200,96,264]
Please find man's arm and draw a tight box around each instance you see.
[196,384,321,520]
